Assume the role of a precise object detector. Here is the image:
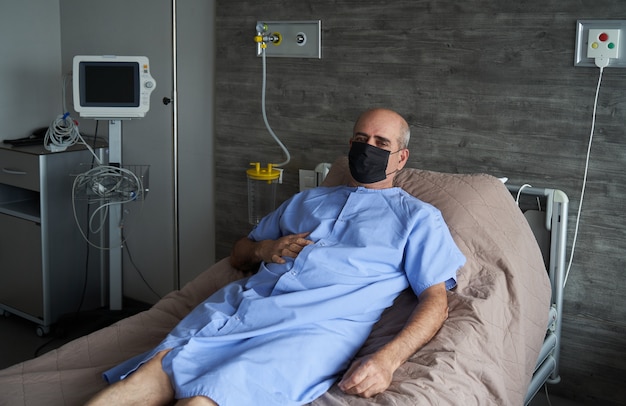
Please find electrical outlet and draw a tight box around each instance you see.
[575,20,626,68]
[256,20,321,59]
[299,169,316,191]
[587,29,620,59]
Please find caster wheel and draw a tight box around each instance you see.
[1,310,10,318]
[36,325,51,337]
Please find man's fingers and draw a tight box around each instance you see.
[340,373,382,398]
[271,254,286,264]
[281,234,313,256]
[265,232,314,264]
[291,235,314,248]
[339,373,374,397]
[338,356,392,398]
[338,360,364,391]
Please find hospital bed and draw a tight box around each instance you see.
[0,157,566,405]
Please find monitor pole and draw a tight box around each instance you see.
[108,120,123,311]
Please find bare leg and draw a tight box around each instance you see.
[176,396,219,406]
[85,350,175,406]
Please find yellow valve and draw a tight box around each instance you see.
[254,32,282,46]
[271,32,282,46]
[254,35,268,49]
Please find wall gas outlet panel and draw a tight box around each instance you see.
[256,20,321,59]
[575,20,626,68]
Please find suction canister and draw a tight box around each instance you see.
[247,162,281,225]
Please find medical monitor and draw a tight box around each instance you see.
[73,55,156,119]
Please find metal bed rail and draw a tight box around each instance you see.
[506,184,568,405]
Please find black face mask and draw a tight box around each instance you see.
[348,142,393,184]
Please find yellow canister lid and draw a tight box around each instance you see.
[246,162,281,181]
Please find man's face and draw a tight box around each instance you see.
[351,110,402,153]
[350,110,408,184]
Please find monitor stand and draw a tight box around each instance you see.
[108,120,123,311]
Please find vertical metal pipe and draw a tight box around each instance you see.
[108,120,123,310]
[172,0,180,289]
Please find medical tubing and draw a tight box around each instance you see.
[563,66,603,287]
[76,131,103,165]
[515,183,533,205]
[44,113,102,164]
[261,47,290,167]
[45,72,102,164]
[44,113,80,150]
[62,72,71,113]
[71,165,144,249]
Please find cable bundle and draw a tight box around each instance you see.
[76,165,143,201]
[44,112,81,152]
[72,165,145,249]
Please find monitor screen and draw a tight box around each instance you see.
[80,62,139,107]
[73,55,156,119]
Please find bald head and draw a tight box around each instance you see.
[353,108,411,150]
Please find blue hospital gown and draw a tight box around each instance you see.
[103,185,465,405]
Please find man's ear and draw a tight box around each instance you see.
[398,148,410,169]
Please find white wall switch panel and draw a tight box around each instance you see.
[587,29,620,59]
[575,20,626,68]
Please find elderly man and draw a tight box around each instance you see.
[87,108,465,406]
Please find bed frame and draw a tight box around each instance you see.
[506,184,568,405]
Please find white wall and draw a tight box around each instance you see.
[0,1,63,141]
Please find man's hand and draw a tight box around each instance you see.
[337,352,395,398]
[338,282,449,398]
[256,232,313,264]
[230,232,313,272]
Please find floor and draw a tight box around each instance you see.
[0,307,583,406]
[0,299,150,370]
[529,390,584,406]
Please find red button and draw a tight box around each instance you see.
[599,32,609,42]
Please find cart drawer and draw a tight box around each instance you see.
[0,149,40,191]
